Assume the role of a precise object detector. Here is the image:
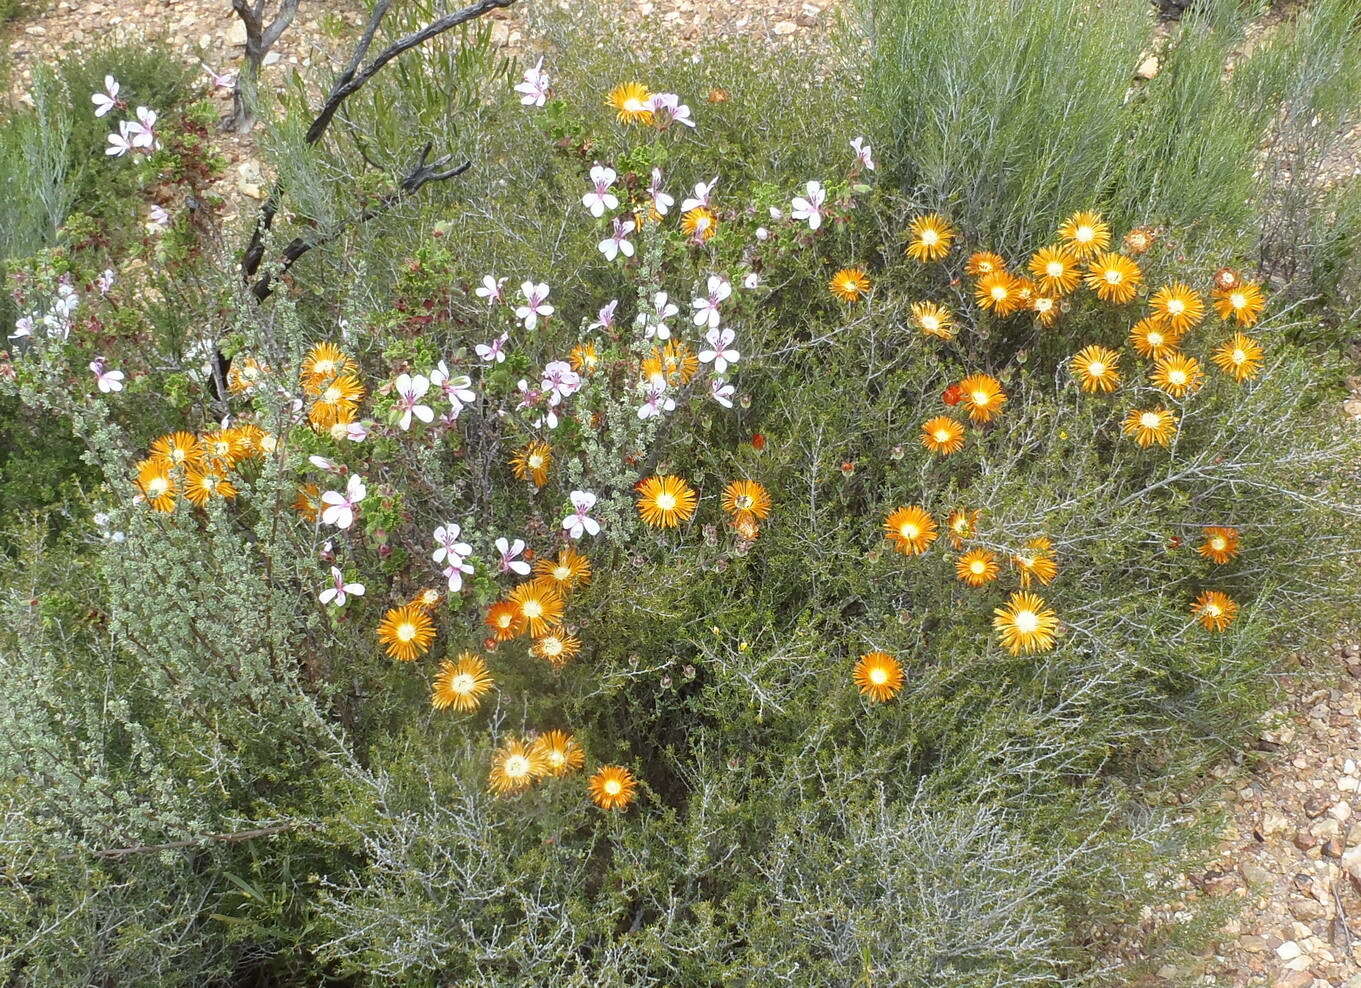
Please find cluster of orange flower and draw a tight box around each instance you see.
[301,342,365,433]
[486,731,636,811]
[133,425,272,513]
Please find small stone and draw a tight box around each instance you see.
[1305,794,1331,818]
[1240,860,1274,886]
[1290,897,1327,920]
[1275,940,1302,960]
[1240,935,1270,953]
[771,20,797,35]
[226,20,248,46]
[263,51,282,66]
[1328,801,1351,822]
[1135,54,1160,80]
[1294,831,1318,851]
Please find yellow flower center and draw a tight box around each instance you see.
[1147,331,1164,347]
[934,429,951,442]
[1014,610,1039,633]
[1075,226,1094,243]
[1204,603,1221,617]
[1211,537,1227,550]
[972,390,991,406]
[540,638,563,656]
[1087,361,1106,377]
[900,523,920,539]
[527,454,543,469]
[553,565,572,581]
[547,750,565,767]
[396,622,417,642]
[521,600,543,620]
[148,477,169,496]
[171,448,186,463]
[1168,369,1187,385]
[496,613,513,628]
[1104,268,1122,284]
[990,285,1008,301]
[656,492,677,511]
[969,560,986,575]
[329,423,350,440]
[451,673,476,693]
[735,494,753,509]
[314,359,336,376]
[1140,412,1161,429]
[920,229,939,246]
[505,755,530,778]
[1166,299,1184,315]
[323,386,342,403]
[604,779,622,795]
[869,666,889,685]
[1232,349,1247,364]
[1035,298,1053,312]
[1018,556,1035,568]
[1230,292,1246,309]
[1046,261,1064,277]
[921,315,940,331]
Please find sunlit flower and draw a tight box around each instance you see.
[1198,526,1240,564]
[393,373,433,431]
[945,508,980,548]
[1057,210,1110,258]
[904,213,955,262]
[691,274,731,329]
[1123,227,1156,254]
[955,548,1000,587]
[920,416,966,455]
[92,74,120,116]
[494,537,531,576]
[582,164,619,217]
[431,361,476,417]
[958,373,1007,423]
[911,301,954,340]
[293,483,321,522]
[649,168,674,215]
[1070,345,1121,393]
[698,326,740,374]
[599,217,636,260]
[850,136,875,171]
[637,474,698,528]
[135,459,176,512]
[680,175,718,213]
[432,523,473,567]
[489,737,548,795]
[884,505,937,556]
[511,440,553,487]
[993,592,1059,654]
[531,730,585,776]
[791,180,827,230]
[854,650,904,702]
[1028,245,1081,296]
[534,547,593,591]
[562,490,601,539]
[514,56,550,107]
[320,474,366,530]
[1212,280,1265,326]
[681,207,717,242]
[197,429,247,469]
[965,251,1006,278]
[1129,317,1183,360]
[485,600,524,641]
[1148,282,1205,333]
[1031,294,1061,327]
[533,632,582,668]
[508,579,565,636]
[475,275,506,305]
[409,587,444,612]
[608,82,654,124]
[432,653,493,712]
[183,467,237,507]
[1192,590,1238,632]
[1211,332,1264,381]
[828,267,870,302]
[588,765,638,810]
[1122,407,1178,447]
[721,479,771,521]
[303,343,355,388]
[710,379,735,407]
[308,374,364,428]
[516,281,554,330]
[975,271,1023,316]
[637,384,676,421]
[1084,252,1142,305]
[1150,354,1204,398]
[149,431,202,469]
[376,604,435,661]
[570,342,600,374]
[90,358,124,393]
[1011,536,1058,588]
[319,566,364,607]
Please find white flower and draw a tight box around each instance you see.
[541,360,582,404]
[91,75,119,117]
[9,315,34,340]
[691,275,732,329]
[432,523,473,566]
[495,537,532,576]
[638,384,675,420]
[582,164,619,218]
[96,268,115,295]
[590,299,619,331]
[90,358,124,393]
[130,106,158,149]
[146,204,170,234]
[106,121,136,157]
[790,180,826,230]
[649,168,674,216]
[743,272,760,290]
[850,137,875,171]
[442,558,475,592]
[475,332,509,363]
[430,360,476,416]
[514,56,550,107]
[201,62,235,90]
[475,274,506,304]
[319,566,365,607]
[681,175,719,213]
[639,291,679,340]
[562,490,600,539]
[309,454,339,472]
[516,281,553,330]
[598,216,635,261]
[393,373,433,431]
[329,421,369,443]
[709,378,735,408]
[320,474,366,530]
[769,206,784,220]
[649,92,695,129]
[755,226,770,241]
[698,327,740,374]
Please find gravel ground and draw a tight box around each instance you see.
[4,2,1361,983]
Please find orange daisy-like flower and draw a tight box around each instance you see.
[307,373,365,429]
[993,592,1060,654]
[1192,590,1238,632]
[958,374,1007,424]
[1212,281,1266,327]
[588,764,638,811]
[1070,345,1121,393]
[910,301,955,340]
[507,579,565,637]
[227,355,267,396]
[732,514,761,542]
[682,207,718,242]
[376,604,436,662]
[904,213,955,263]
[431,653,494,712]
[1028,245,1082,296]
[853,650,904,702]
[607,82,654,124]
[828,268,871,302]
[533,548,593,592]
[484,600,525,641]
[511,440,553,487]
[183,468,237,507]
[197,429,247,469]
[1031,294,1061,327]
[1129,317,1183,360]
[945,508,981,548]
[965,251,1007,277]
[884,505,938,556]
[488,736,548,796]
[1211,333,1264,381]
[975,270,1023,317]
[721,479,772,521]
[1123,227,1156,254]
[1148,282,1206,334]
[1012,537,1059,588]
[1197,526,1240,565]
[230,423,269,459]
[302,342,355,391]
[409,587,444,612]
[636,474,698,528]
[569,342,600,375]
[135,459,177,512]
[1122,407,1178,447]
[293,483,321,522]
[1083,252,1142,305]
[1057,210,1111,258]
[533,632,582,669]
[148,431,203,470]
[920,416,966,455]
[1150,354,1205,398]
[531,730,585,776]
[643,340,699,388]
[955,548,1000,587]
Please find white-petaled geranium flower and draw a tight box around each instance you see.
[598,217,635,261]
[691,275,732,329]
[146,204,170,233]
[699,326,740,374]
[201,62,236,90]
[710,378,735,408]
[790,180,826,230]
[320,474,366,530]
[850,137,875,171]
[743,272,760,290]
[90,358,124,393]
[432,523,473,566]
[515,378,559,430]
[92,75,120,117]
[431,360,476,415]
[8,315,34,340]
[562,490,600,539]
[96,268,115,295]
[475,332,509,363]
[443,557,475,592]
[308,454,340,472]
[590,299,619,331]
[649,92,695,129]
[516,281,553,330]
[649,168,674,216]
[582,164,619,218]
[106,121,136,157]
[637,384,675,420]
[541,360,582,405]
[681,175,718,213]
[639,291,679,340]
[319,566,365,607]
[514,56,550,107]
[130,106,158,149]
[495,537,532,576]
[475,274,506,304]
[393,373,433,430]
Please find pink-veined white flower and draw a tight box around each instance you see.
[681,175,718,213]
[96,268,115,295]
[541,360,582,405]
[309,454,340,472]
[710,378,735,408]
[590,299,619,331]
[320,474,366,530]
[106,121,136,157]
[637,384,675,420]
[90,358,124,393]
[743,272,760,290]
[598,217,635,261]
[431,360,476,415]
[146,204,170,233]
[495,537,531,576]
[393,373,433,430]
[329,421,368,443]
[691,275,732,329]
[649,168,674,215]
[582,164,619,218]
[516,281,553,330]
[475,332,509,363]
[562,490,600,539]
[201,62,236,90]
[640,291,679,340]
[442,557,475,592]
[130,106,158,149]
[850,137,875,171]
[699,327,740,374]
[514,56,550,107]
[475,274,506,304]
[8,315,34,340]
[92,76,120,117]
[790,180,826,230]
[319,566,365,606]
[432,523,473,566]
[649,92,695,129]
